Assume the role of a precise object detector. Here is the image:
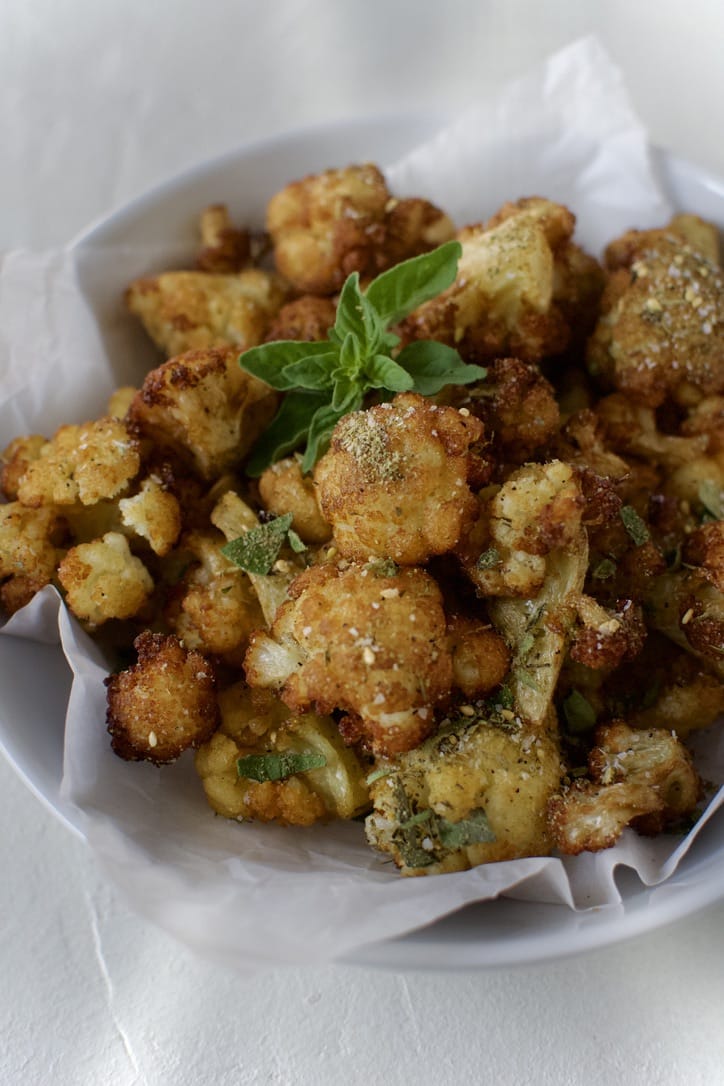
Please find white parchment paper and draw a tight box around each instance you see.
[2,38,723,967]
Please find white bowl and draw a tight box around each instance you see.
[2,116,724,969]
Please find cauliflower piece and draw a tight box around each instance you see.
[569,595,646,670]
[244,561,453,756]
[365,709,562,875]
[258,455,332,544]
[196,204,251,273]
[17,417,140,507]
[447,615,511,700]
[460,460,584,598]
[0,502,64,614]
[461,357,560,464]
[118,475,182,556]
[195,697,369,824]
[128,345,279,479]
[681,395,724,451]
[0,434,46,500]
[549,722,701,854]
[106,386,138,420]
[165,529,265,664]
[489,531,589,729]
[57,531,153,626]
[314,393,483,565]
[266,163,454,294]
[644,567,724,679]
[596,393,709,468]
[106,631,218,763]
[663,448,724,517]
[402,197,602,364]
[126,267,287,357]
[587,228,724,408]
[685,521,724,592]
[263,295,337,344]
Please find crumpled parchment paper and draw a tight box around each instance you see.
[2,36,723,967]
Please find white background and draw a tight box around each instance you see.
[2,2,724,1084]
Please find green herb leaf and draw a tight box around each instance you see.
[436,808,496,848]
[592,558,617,581]
[331,273,383,353]
[699,479,723,521]
[281,352,337,391]
[620,505,650,546]
[240,340,333,391]
[301,402,350,474]
[286,528,307,554]
[563,689,597,734]
[237,749,327,782]
[476,546,501,571]
[244,391,330,477]
[221,513,293,574]
[396,339,487,395]
[365,240,462,325]
[363,354,415,392]
[364,557,399,578]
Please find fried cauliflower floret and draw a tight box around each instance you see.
[463,357,560,463]
[0,434,46,500]
[681,395,724,451]
[685,521,724,592]
[16,417,140,508]
[402,197,601,364]
[244,561,453,756]
[587,229,724,408]
[596,393,709,468]
[106,386,138,420]
[266,163,454,295]
[0,502,64,614]
[165,529,264,664]
[118,475,182,556]
[263,295,337,344]
[258,455,331,544]
[106,631,218,764]
[460,460,584,597]
[196,204,251,273]
[569,595,646,670]
[195,702,369,824]
[549,722,701,854]
[128,345,279,479]
[126,267,287,357]
[314,393,483,565]
[57,531,153,626]
[663,449,724,515]
[645,567,724,678]
[447,615,511,699]
[365,711,562,876]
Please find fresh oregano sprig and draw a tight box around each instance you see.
[240,241,486,476]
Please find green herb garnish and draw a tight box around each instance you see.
[437,808,495,848]
[221,513,293,574]
[620,505,650,546]
[592,557,617,581]
[562,689,597,734]
[476,546,501,571]
[698,479,723,522]
[236,750,327,782]
[240,242,486,475]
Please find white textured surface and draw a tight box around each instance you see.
[3,3,724,1083]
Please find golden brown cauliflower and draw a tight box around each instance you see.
[266,163,454,294]
[402,197,602,365]
[0,434,46,500]
[263,295,338,344]
[447,615,511,700]
[118,475,182,556]
[365,709,562,875]
[165,529,264,665]
[106,386,138,420]
[549,722,701,854]
[685,521,724,592]
[106,631,219,763]
[596,393,709,469]
[17,417,140,508]
[244,560,452,756]
[461,356,560,464]
[126,267,287,358]
[0,502,64,614]
[196,204,251,273]
[57,531,154,626]
[460,460,584,598]
[258,455,332,545]
[128,345,279,479]
[314,393,484,565]
[587,227,724,408]
[195,688,369,825]
[644,567,724,678]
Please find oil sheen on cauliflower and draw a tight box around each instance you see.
[244,560,452,756]
[314,392,483,565]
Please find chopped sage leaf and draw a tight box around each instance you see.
[236,749,327,782]
[221,514,293,574]
[592,558,617,581]
[476,546,501,571]
[436,808,495,848]
[563,689,597,733]
[287,528,307,553]
[620,505,650,546]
